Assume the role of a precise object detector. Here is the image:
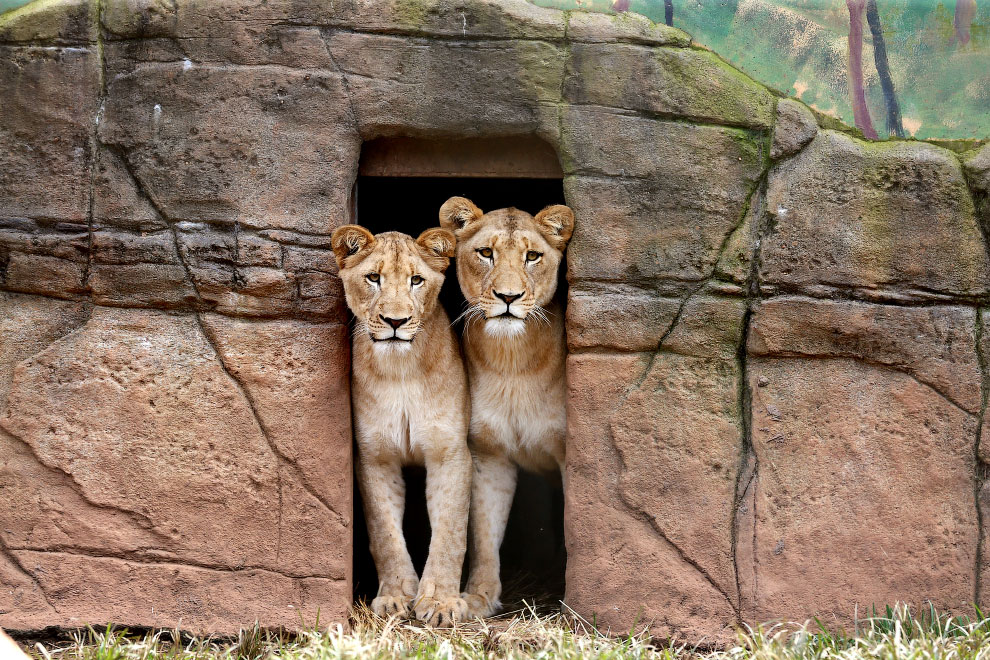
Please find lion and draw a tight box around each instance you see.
[1,628,29,660]
[438,197,575,618]
[331,224,472,627]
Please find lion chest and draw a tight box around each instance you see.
[469,370,565,458]
[353,368,466,463]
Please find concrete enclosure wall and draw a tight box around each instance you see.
[1,0,990,643]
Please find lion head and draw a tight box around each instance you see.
[439,197,574,338]
[331,225,456,351]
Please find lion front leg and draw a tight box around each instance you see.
[357,453,419,618]
[413,442,472,627]
[462,448,517,619]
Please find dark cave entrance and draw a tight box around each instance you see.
[351,137,567,613]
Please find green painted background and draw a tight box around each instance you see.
[0,0,31,13]
[532,0,990,140]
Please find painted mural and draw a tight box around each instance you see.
[0,0,27,14]
[531,0,989,141]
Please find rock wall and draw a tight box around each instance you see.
[566,100,990,642]
[1,0,989,642]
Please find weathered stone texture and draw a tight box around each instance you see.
[982,309,990,461]
[2,250,89,299]
[561,46,772,641]
[611,297,745,604]
[965,143,990,194]
[0,308,349,632]
[0,0,96,44]
[99,65,360,234]
[560,48,987,640]
[2,309,282,568]
[979,309,990,600]
[326,31,563,140]
[325,0,569,40]
[567,285,681,352]
[565,352,737,644]
[743,298,981,623]
[564,43,775,129]
[92,148,164,231]
[761,131,990,301]
[12,551,346,633]
[91,144,346,318]
[748,297,982,413]
[196,315,352,542]
[0,293,92,418]
[714,184,762,285]
[563,109,764,285]
[565,294,749,644]
[565,10,690,47]
[102,0,569,44]
[100,0,177,40]
[0,46,98,223]
[744,357,977,621]
[770,98,817,160]
[966,145,990,271]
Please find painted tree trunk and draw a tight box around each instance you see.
[953,0,976,46]
[865,0,904,137]
[846,0,879,139]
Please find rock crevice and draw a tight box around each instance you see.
[975,310,989,606]
[195,316,345,524]
[1,427,169,538]
[0,536,57,615]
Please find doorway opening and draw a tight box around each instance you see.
[350,136,567,613]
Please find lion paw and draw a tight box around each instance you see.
[371,593,413,618]
[370,576,418,618]
[462,591,500,619]
[413,594,469,627]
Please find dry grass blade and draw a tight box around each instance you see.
[19,603,990,660]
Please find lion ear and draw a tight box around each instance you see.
[331,224,375,269]
[439,196,483,233]
[534,204,575,250]
[416,227,457,273]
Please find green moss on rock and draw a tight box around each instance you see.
[762,130,990,299]
[565,9,690,47]
[564,42,774,129]
[0,0,95,43]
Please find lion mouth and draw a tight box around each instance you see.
[370,336,413,343]
[493,309,527,320]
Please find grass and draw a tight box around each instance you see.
[15,603,990,660]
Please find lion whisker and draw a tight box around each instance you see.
[351,320,370,339]
[451,303,483,328]
[459,306,486,339]
[528,305,552,327]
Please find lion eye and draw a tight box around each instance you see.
[477,247,493,259]
[411,275,424,286]
[526,251,542,262]
[366,273,380,283]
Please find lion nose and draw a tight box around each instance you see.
[380,315,410,329]
[494,291,522,305]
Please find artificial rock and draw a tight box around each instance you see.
[1,0,988,642]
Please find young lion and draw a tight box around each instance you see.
[331,225,472,627]
[438,198,575,618]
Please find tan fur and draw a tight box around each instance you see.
[332,225,471,627]
[439,198,574,618]
[1,629,29,660]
